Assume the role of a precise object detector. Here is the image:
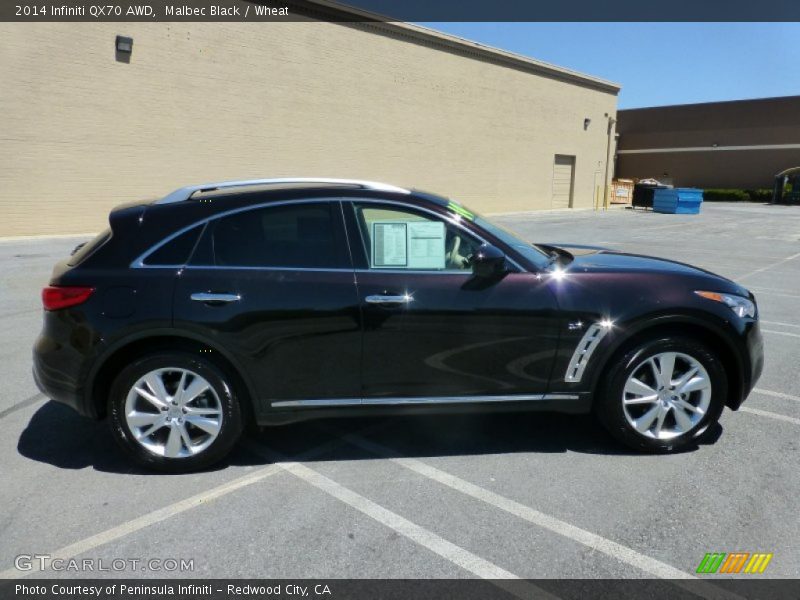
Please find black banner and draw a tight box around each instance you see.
[2,579,799,600]
[2,0,800,22]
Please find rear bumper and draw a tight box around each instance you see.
[32,360,82,412]
[32,329,97,419]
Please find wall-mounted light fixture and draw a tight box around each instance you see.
[115,35,133,53]
[583,118,591,130]
[115,35,133,63]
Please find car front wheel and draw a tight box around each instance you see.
[596,336,727,452]
[109,352,243,472]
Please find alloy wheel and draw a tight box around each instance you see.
[621,351,711,440]
[124,367,223,458]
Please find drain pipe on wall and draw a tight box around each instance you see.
[602,114,617,210]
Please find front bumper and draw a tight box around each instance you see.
[730,318,764,410]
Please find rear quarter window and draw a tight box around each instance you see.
[142,225,204,266]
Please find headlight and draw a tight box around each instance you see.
[695,291,756,318]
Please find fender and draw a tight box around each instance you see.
[83,326,260,419]
[579,310,749,408]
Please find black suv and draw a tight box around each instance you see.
[34,178,764,471]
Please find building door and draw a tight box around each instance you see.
[552,154,576,209]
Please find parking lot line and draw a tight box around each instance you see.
[753,290,800,300]
[242,440,561,599]
[740,407,800,426]
[335,432,743,600]
[629,221,706,234]
[337,432,692,578]
[0,464,284,580]
[752,388,800,403]
[761,329,800,339]
[749,286,800,295]
[759,320,800,329]
[737,251,800,281]
[0,393,44,421]
[0,233,95,243]
[0,429,376,580]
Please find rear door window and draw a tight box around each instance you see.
[193,201,349,269]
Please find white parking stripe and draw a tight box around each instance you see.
[762,329,800,339]
[0,429,375,580]
[751,286,800,294]
[760,320,800,329]
[741,406,800,426]
[754,291,800,299]
[242,441,557,600]
[339,432,690,577]
[0,232,96,243]
[0,393,45,421]
[738,251,800,281]
[279,461,519,578]
[0,464,284,580]
[753,388,800,403]
[337,433,741,600]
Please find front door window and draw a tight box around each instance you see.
[354,204,480,272]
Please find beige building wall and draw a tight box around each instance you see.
[0,21,619,237]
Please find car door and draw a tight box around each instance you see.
[173,199,362,412]
[344,199,561,401]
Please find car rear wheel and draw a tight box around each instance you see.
[109,352,243,472]
[596,336,726,452]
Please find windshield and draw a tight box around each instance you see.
[414,191,555,270]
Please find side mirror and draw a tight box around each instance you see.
[471,244,506,278]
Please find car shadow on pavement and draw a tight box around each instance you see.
[18,400,723,474]
[16,401,263,475]
[256,411,723,464]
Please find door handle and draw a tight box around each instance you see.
[365,294,413,305]
[190,292,241,304]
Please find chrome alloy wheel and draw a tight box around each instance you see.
[622,352,711,440]
[124,368,223,458]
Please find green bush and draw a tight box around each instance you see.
[703,189,750,202]
[702,189,773,202]
[747,189,774,203]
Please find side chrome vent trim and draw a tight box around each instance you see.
[564,323,609,383]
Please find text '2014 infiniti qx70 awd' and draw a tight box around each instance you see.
[34,178,764,471]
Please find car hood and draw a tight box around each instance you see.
[541,243,748,294]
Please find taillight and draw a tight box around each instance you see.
[41,286,95,311]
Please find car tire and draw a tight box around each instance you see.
[595,336,726,453]
[109,352,244,472]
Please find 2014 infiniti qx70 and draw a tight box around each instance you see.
[34,178,764,471]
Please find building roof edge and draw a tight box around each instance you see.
[300,0,622,94]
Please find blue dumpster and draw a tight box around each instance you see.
[652,188,703,214]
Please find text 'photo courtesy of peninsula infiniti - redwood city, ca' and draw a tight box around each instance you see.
[33,178,764,471]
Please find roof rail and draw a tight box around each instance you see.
[155,178,410,204]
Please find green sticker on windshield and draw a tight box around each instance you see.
[447,201,475,221]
